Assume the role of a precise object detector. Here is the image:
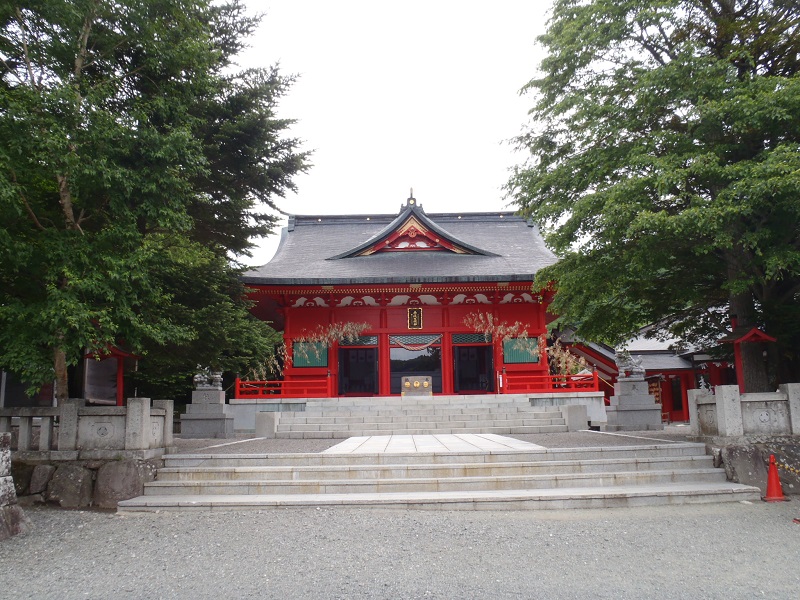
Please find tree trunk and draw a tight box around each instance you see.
[729,291,770,393]
[54,346,69,404]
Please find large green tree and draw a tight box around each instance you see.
[509,0,800,390]
[0,1,306,401]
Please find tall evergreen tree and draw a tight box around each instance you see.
[0,1,307,401]
[509,0,800,390]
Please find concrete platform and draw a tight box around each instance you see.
[322,434,545,454]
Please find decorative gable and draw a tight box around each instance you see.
[328,194,497,260]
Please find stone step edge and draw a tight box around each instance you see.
[163,443,710,465]
[144,468,727,492]
[275,421,567,431]
[157,455,714,478]
[274,427,570,438]
[118,483,761,512]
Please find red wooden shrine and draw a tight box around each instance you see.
[239,196,599,398]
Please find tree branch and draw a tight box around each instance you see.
[9,168,46,231]
[14,8,39,90]
[74,3,98,83]
[56,173,83,233]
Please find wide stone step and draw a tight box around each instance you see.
[118,482,761,512]
[275,425,570,438]
[304,398,539,409]
[276,418,566,431]
[143,467,728,496]
[164,443,711,468]
[278,411,562,424]
[156,455,716,482]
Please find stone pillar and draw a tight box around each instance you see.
[57,398,83,452]
[560,404,588,432]
[180,371,234,439]
[779,383,800,435]
[16,410,32,451]
[687,389,702,436]
[605,376,664,432]
[255,412,280,438]
[125,397,151,450]
[39,415,54,451]
[152,399,174,447]
[715,385,744,437]
[1,432,29,540]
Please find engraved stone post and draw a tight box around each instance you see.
[57,398,83,452]
[125,397,151,450]
[152,399,174,447]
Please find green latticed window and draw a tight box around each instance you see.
[452,333,491,344]
[390,334,441,346]
[503,338,540,364]
[293,341,328,367]
[340,336,379,346]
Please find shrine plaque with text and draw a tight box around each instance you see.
[407,307,423,329]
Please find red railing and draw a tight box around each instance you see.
[235,377,331,399]
[502,372,600,394]
[235,372,600,399]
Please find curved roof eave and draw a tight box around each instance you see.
[326,202,499,259]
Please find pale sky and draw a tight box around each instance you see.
[239,1,552,264]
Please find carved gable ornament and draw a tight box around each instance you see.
[327,195,497,260]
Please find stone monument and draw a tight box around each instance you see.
[1,432,29,539]
[180,369,235,438]
[605,351,664,431]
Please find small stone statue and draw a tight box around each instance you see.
[615,350,645,379]
[193,370,209,389]
[210,371,223,390]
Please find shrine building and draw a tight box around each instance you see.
[236,195,600,404]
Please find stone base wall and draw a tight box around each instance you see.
[689,384,800,437]
[1,432,29,540]
[709,438,800,497]
[11,456,162,509]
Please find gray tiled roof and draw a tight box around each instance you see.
[243,207,558,286]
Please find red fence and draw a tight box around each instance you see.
[235,372,599,399]
[502,372,600,394]
[235,377,331,399]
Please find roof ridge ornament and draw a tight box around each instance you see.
[405,188,418,211]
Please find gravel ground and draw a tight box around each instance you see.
[2,501,798,599]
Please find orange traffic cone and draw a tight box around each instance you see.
[763,454,788,502]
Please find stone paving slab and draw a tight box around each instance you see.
[322,434,546,454]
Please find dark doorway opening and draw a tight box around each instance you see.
[454,345,493,393]
[338,348,378,395]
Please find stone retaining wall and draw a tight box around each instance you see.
[12,457,161,509]
[1,398,176,510]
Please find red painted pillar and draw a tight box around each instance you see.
[379,333,391,396]
[441,332,454,395]
[733,341,745,393]
[116,357,124,406]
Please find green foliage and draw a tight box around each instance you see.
[509,0,800,384]
[0,1,307,399]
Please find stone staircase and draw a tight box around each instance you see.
[272,396,571,439]
[117,441,761,512]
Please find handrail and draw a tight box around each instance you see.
[503,372,600,393]
[235,377,331,399]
